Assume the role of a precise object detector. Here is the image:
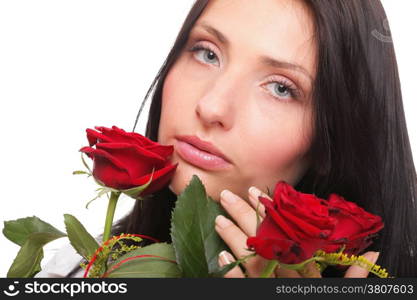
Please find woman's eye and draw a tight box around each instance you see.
[264,81,299,101]
[189,45,220,66]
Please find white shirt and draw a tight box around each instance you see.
[34,242,85,278]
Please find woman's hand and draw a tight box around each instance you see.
[215,187,380,278]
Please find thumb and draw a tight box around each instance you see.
[298,261,322,278]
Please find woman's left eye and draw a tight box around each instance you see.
[188,44,220,66]
[264,80,300,101]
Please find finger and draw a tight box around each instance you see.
[215,215,265,277]
[220,190,259,236]
[344,251,380,278]
[247,186,272,219]
[218,250,245,278]
[275,265,302,278]
[297,261,322,278]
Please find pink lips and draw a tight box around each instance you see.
[175,135,232,171]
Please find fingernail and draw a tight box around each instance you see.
[248,186,262,199]
[219,250,235,266]
[215,215,232,229]
[221,189,237,204]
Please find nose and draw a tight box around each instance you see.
[195,72,243,130]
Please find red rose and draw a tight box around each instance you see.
[323,194,384,255]
[247,182,383,264]
[80,126,178,197]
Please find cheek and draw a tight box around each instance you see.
[241,110,313,185]
[158,65,184,144]
[158,56,207,144]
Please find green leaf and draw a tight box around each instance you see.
[210,253,256,277]
[210,260,242,278]
[170,175,229,277]
[72,170,91,176]
[3,217,67,277]
[3,216,66,246]
[64,214,100,260]
[106,243,181,278]
[7,232,66,278]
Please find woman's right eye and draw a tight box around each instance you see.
[188,43,220,67]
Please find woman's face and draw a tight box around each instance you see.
[158,0,317,201]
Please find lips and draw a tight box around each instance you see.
[174,135,233,171]
[175,135,232,163]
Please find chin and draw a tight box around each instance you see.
[168,161,222,202]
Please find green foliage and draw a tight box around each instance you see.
[105,243,181,278]
[170,175,229,277]
[3,216,65,246]
[3,217,66,278]
[64,214,99,260]
[84,234,143,278]
[3,175,238,278]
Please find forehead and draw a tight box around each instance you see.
[194,0,317,77]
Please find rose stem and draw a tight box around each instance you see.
[260,260,279,278]
[103,191,121,243]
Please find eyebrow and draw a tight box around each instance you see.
[194,22,313,82]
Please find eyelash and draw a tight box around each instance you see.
[188,43,220,65]
[188,43,301,101]
[263,77,301,101]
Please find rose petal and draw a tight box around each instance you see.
[279,193,335,230]
[143,144,174,158]
[247,237,304,263]
[256,213,288,240]
[80,147,132,189]
[282,193,329,218]
[259,196,300,242]
[96,143,166,162]
[79,146,94,159]
[94,126,145,146]
[279,208,334,239]
[79,146,126,170]
[86,128,113,146]
[130,163,178,196]
[328,194,383,230]
[95,143,166,179]
[110,126,162,148]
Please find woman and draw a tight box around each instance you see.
[60,0,416,277]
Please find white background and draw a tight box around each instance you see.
[0,1,416,277]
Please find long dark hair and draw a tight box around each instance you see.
[68,0,417,277]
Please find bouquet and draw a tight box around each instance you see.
[3,126,389,278]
